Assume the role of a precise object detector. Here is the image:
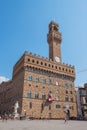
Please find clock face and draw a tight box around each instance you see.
[55,56,60,62]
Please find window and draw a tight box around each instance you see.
[70,91,72,94]
[69,69,71,72]
[72,70,74,73]
[42,94,46,99]
[41,62,43,65]
[45,63,47,66]
[70,98,73,102]
[72,106,74,110]
[56,104,61,108]
[54,26,58,31]
[36,61,39,64]
[49,104,51,110]
[29,102,32,109]
[49,91,52,94]
[59,67,61,70]
[26,92,31,98]
[66,69,67,72]
[43,86,45,89]
[66,90,68,94]
[86,97,87,103]
[48,79,51,85]
[35,77,39,82]
[81,90,86,95]
[28,58,30,62]
[65,97,69,101]
[35,93,39,99]
[64,83,68,88]
[52,65,54,68]
[32,59,35,63]
[69,84,73,88]
[55,66,57,69]
[84,111,87,114]
[28,75,32,81]
[49,64,50,67]
[42,78,46,84]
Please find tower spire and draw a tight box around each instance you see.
[47,21,62,62]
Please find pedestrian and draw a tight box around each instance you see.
[64,110,69,124]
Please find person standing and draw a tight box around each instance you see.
[64,109,69,124]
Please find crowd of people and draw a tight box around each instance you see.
[0,114,14,121]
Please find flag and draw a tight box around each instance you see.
[48,94,53,102]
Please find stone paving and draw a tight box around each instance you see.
[0,120,87,130]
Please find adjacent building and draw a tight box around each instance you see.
[75,83,87,119]
[0,21,77,119]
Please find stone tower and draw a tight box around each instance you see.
[47,21,62,62]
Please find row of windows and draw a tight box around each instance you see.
[25,67,74,81]
[29,103,61,110]
[26,92,74,102]
[65,97,73,102]
[66,90,73,94]
[28,58,74,73]
[28,75,73,88]
[27,92,46,99]
[64,83,73,88]
[28,75,52,85]
[29,102,74,110]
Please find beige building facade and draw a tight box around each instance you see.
[0,21,77,119]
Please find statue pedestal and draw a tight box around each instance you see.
[14,113,19,118]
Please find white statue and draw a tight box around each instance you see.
[14,101,19,118]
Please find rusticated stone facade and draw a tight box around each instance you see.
[0,21,77,119]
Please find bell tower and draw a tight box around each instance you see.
[47,21,62,62]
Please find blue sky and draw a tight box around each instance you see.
[0,0,87,86]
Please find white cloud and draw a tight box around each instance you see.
[0,76,9,84]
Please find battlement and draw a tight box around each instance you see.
[12,51,75,79]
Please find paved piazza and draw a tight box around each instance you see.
[0,120,87,130]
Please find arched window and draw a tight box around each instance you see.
[35,77,39,82]
[55,66,57,69]
[66,90,68,94]
[37,61,39,64]
[64,83,68,88]
[42,94,46,99]
[65,97,69,101]
[45,63,47,66]
[56,104,61,108]
[26,92,31,98]
[34,93,39,99]
[48,79,51,85]
[28,75,32,81]
[28,58,30,62]
[32,59,35,63]
[42,78,46,84]
[41,62,43,65]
